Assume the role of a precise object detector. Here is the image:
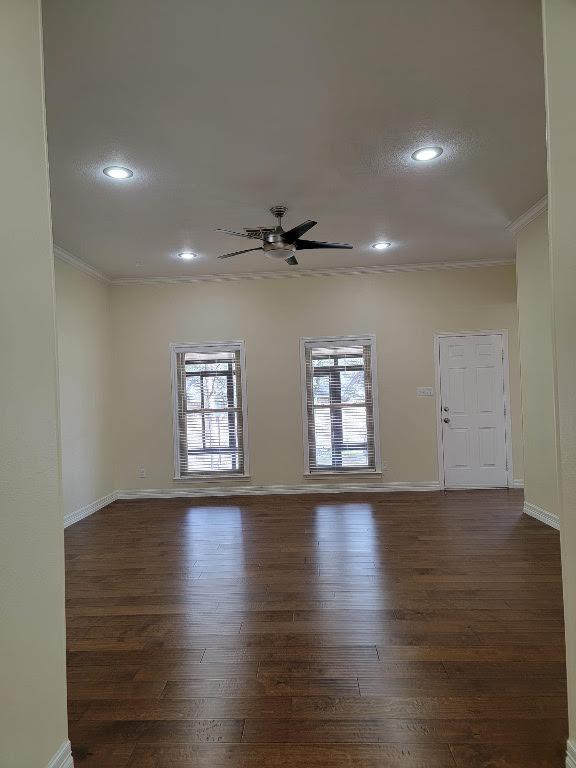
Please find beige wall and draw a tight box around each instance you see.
[515,212,560,519]
[55,258,114,518]
[110,265,522,491]
[543,0,576,752]
[0,2,69,766]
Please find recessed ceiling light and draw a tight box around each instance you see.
[371,241,392,250]
[103,166,133,180]
[411,146,443,162]
[178,251,197,260]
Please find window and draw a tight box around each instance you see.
[171,341,248,478]
[300,335,380,474]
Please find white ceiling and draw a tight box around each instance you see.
[42,0,546,279]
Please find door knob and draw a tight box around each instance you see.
[442,406,450,412]
[443,417,450,423]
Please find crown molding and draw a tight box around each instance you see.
[52,244,513,286]
[53,245,110,283]
[110,258,514,286]
[507,196,548,235]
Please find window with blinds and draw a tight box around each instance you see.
[171,342,248,478]
[301,336,380,474]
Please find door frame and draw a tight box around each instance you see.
[433,330,514,490]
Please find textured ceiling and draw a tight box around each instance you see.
[42,0,546,278]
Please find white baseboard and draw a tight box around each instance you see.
[63,481,533,523]
[512,478,524,489]
[64,491,118,528]
[47,740,73,768]
[523,500,560,530]
[117,481,442,499]
[567,740,576,768]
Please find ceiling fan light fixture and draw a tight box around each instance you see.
[103,165,133,179]
[178,251,197,260]
[411,146,443,162]
[371,241,391,250]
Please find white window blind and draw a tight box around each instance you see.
[301,336,380,474]
[171,342,248,478]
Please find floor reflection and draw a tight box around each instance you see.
[313,502,387,608]
[181,505,248,635]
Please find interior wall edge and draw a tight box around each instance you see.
[54,256,115,520]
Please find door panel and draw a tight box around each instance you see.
[445,428,471,469]
[448,367,467,413]
[478,426,497,467]
[476,366,497,413]
[439,334,508,488]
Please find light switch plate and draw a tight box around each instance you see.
[416,386,434,397]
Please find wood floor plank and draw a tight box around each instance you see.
[449,744,566,767]
[290,694,567,719]
[70,743,135,768]
[134,662,260,681]
[70,718,245,745]
[64,490,567,768]
[124,743,458,767]
[80,697,294,721]
[357,674,566,696]
[163,677,360,697]
[67,681,167,700]
[257,660,447,678]
[242,717,567,745]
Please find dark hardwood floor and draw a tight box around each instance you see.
[64,489,567,768]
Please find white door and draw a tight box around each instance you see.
[438,333,509,488]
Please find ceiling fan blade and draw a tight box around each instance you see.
[282,220,317,243]
[295,239,353,250]
[215,227,260,240]
[285,255,298,266]
[218,247,263,259]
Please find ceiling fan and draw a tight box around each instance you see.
[216,206,353,265]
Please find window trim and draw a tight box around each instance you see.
[299,334,382,476]
[170,341,250,481]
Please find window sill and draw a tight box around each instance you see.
[303,470,383,478]
[174,474,252,483]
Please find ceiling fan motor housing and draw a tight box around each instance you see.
[262,229,297,259]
